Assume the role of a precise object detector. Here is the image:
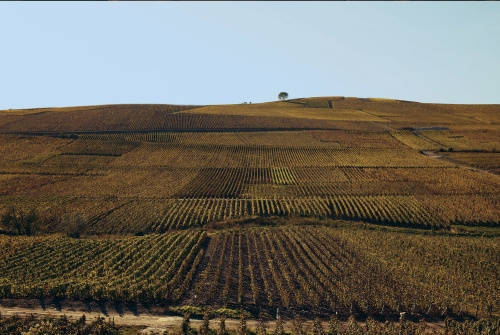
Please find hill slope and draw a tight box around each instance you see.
[0,97,498,320]
[1,97,499,133]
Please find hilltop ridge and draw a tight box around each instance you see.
[0,96,499,133]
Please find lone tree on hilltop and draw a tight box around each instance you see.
[278,92,288,101]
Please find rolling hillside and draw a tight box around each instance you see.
[0,97,498,320]
[1,97,498,232]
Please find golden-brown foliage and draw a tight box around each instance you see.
[0,98,498,232]
[187,226,499,318]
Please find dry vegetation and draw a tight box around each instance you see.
[0,97,498,326]
[0,225,497,321]
[187,225,498,319]
[0,129,497,232]
[0,231,206,303]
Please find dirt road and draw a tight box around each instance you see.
[0,304,445,334]
[0,304,312,333]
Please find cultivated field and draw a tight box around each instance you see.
[0,224,497,320]
[0,97,498,329]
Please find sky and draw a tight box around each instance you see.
[0,2,499,109]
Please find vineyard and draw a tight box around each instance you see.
[0,98,498,322]
[187,226,499,318]
[0,122,499,232]
[0,231,206,303]
[90,195,442,233]
[189,226,421,315]
[0,226,496,319]
[2,98,499,133]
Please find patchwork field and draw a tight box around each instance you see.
[0,129,497,232]
[0,97,498,323]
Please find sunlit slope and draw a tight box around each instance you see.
[181,97,500,126]
[1,130,499,232]
[288,97,500,125]
[0,96,498,233]
[181,101,388,122]
[0,97,498,320]
[1,97,499,132]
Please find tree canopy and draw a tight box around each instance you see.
[278,92,288,100]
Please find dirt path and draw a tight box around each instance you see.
[0,304,445,334]
[0,305,300,333]
[421,151,442,158]
[0,305,171,329]
[421,150,499,177]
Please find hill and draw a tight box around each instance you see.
[1,97,498,232]
[1,97,499,133]
[0,97,498,323]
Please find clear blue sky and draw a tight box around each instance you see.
[1,2,499,109]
